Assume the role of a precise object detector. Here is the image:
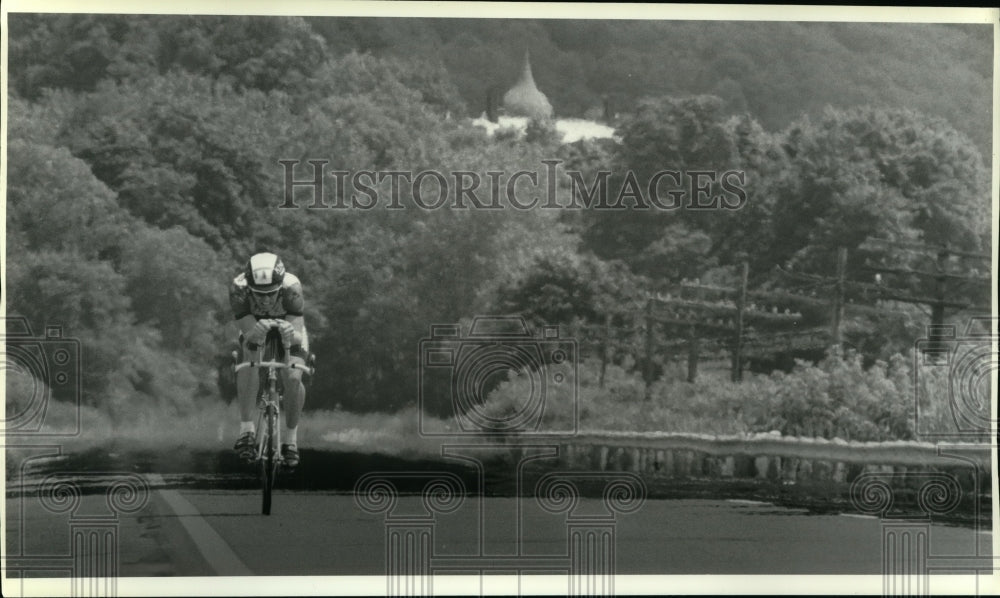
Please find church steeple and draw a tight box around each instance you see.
[520,50,538,87]
[502,50,553,119]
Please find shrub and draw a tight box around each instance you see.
[483,347,979,442]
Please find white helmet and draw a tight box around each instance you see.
[244,252,285,293]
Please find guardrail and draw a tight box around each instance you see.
[506,431,992,488]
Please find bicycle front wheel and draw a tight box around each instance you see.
[261,403,278,515]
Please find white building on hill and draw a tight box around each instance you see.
[472,50,616,143]
[471,115,616,144]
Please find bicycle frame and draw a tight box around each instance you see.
[234,352,315,465]
[233,332,315,515]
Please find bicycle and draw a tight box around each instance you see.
[232,324,315,515]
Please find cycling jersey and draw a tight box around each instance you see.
[229,272,305,320]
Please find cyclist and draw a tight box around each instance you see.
[229,252,308,468]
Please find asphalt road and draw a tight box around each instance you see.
[6,475,992,578]
[4,447,996,597]
[151,489,990,575]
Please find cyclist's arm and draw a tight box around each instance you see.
[230,279,261,337]
[283,314,306,347]
[236,314,259,337]
[281,277,306,347]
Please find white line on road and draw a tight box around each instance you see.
[146,474,252,576]
[839,513,878,520]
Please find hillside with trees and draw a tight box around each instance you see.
[5,15,992,441]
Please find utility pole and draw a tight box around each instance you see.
[649,262,802,383]
[644,298,655,399]
[928,249,949,354]
[599,313,612,389]
[830,247,848,350]
[686,325,700,383]
[731,261,749,382]
[777,238,992,358]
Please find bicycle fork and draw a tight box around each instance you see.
[255,371,282,464]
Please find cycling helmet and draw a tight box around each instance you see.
[245,252,285,293]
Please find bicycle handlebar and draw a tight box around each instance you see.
[234,360,315,375]
[231,322,315,375]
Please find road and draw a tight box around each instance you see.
[142,489,991,575]
[3,449,996,595]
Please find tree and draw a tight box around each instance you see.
[6,139,130,260]
[616,95,737,178]
[6,250,150,412]
[8,15,137,97]
[772,107,989,274]
[8,15,331,98]
[580,95,749,282]
[762,107,990,361]
[496,251,644,330]
[47,73,292,251]
[120,226,229,355]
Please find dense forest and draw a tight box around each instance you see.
[9,16,993,155]
[5,15,993,440]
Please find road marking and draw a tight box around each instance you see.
[726,499,770,505]
[840,513,878,520]
[146,474,252,576]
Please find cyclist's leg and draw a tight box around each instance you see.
[235,336,261,455]
[236,337,262,420]
[280,349,306,430]
[279,344,307,465]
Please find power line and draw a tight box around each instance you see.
[860,237,990,260]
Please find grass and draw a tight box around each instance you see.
[5,345,987,480]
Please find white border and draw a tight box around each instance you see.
[0,1,995,23]
[5,574,986,596]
